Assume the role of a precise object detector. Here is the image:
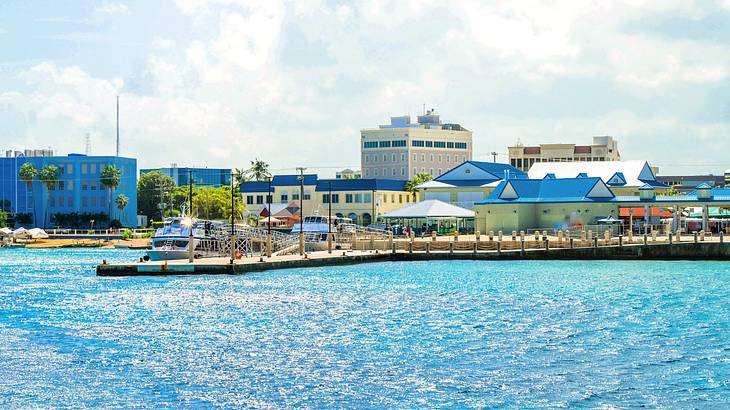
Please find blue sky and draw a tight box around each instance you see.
[1,0,729,176]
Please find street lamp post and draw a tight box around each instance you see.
[296,167,306,255]
[328,181,332,254]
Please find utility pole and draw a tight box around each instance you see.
[230,174,235,235]
[296,167,306,255]
[188,169,193,217]
[491,151,498,162]
[267,176,272,236]
[328,181,332,254]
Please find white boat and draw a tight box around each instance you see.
[290,215,357,247]
[146,217,218,261]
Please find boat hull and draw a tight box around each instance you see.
[146,249,192,261]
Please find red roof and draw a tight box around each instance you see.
[524,147,541,154]
[574,146,592,154]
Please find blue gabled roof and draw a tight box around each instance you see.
[315,178,407,192]
[639,183,656,190]
[696,182,713,189]
[607,172,627,186]
[479,177,615,204]
[239,181,270,193]
[638,179,669,188]
[466,161,527,179]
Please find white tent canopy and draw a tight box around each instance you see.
[12,227,30,239]
[28,228,49,239]
[0,227,12,237]
[382,200,475,219]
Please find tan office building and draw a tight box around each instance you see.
[508,136,620,172]
[360,110,472,180]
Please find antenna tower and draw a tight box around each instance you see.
[85,133,91,155]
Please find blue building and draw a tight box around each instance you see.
[140,167,231,188]
[0,154,137,227]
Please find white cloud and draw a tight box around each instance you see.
[95,2,130,16]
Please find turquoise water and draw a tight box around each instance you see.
[0,249,729,408]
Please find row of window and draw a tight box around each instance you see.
[364,153,468,164]
[411,140,468,149]
[363,140,408,149]
[511,156,607,170]
[363,167,445,177]
[47,195,106,208]
[245,192,312,205]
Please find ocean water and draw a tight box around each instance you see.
[0,248,729,408]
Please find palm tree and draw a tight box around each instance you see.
[404,172,433,202]
[233,168,249,187]
[115,194,129,226]
[38,165,60,228]
[18,162,38,226]
[245,159,270,181]
[100,165,121,227]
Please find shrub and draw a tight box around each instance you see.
[110,219,122,229]
[121,229,133,240]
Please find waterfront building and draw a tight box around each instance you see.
[415,161,527,209]
[240,175,412,225]
[508,136,620,172]
[656,174,726,193]
[360,110,472,180]
[335,169,361,179]
[527,160,667,196]
[0,153,137,227]
[474,177,730,233]
[140,165,231,188]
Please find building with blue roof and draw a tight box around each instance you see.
[473,176,730,233]
[414,161,527,209]
[239,174,413,226]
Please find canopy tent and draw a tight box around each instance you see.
[597,215,621,224]
[12,227,30,239]
[382,199,475,219]
[28,228,49,239]
[382,200,475,236]
[257,216,283,227]
[0,227,12,237]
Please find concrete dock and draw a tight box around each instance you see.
[97,238,730,276]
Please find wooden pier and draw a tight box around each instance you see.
[97,235,730,276]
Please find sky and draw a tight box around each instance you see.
[1,0,729,176]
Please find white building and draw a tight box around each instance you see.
[360,110,472,180]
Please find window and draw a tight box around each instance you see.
[331,194,339,203]
[420,154,425,161]
[266,195,272,203]
[391,194,396,203]
[365,169,370,177]
[425,141,433,147]
[455,142,467,149]
[100,195,105,207]
[58,165,65,175]
[50,182,55,191]
[256,195,264,204]
[280,193,288,202]
[401,168,405,176]
[363,141,378,149]
[374,169,379,177]
[91,180,97,190]
[364,155,369,163]
[430,168,434,176]
[446,155,450,163]
[304,191,311,200]
[90,164,96,174]
[392,168,396,176]
[68,197,74,206]
[382,154,387,162]
[59,181,65,191]
[364,193,372,202]
[49,197,55,207]
[383,194,388,203]
[346,194,353,203]
[438,168,442,175]
[421,167,425,173]
[82,196,88,207]
[382,168,386,176]
[67,180,74,190]
[434,141,446,148]
[323,194,330,203]
[81,164,88,174]
[379,141,391,148]
[292,193,300,200]
[90,196,96,206]
[399,195,403,203]
[67,164,73,174]
[411,140,425,147]
[401,153,405,161]
[247,195,254,205]
[413,154,417,161]
[430,154,434,162]
[446,142,455,149]
[413,167,417,175]
[354,193,362,203]
[59,197,64,207]
[82,180,88,191]
[392,140,406,147]
[438,155,442,162]
[391,153,396,162]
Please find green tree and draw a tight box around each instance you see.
[137,171,176,224]
[233,168,249,186]
[18,162,38,225]
[100,165,121,227]
[192,186,244,221]
[245,159,271,181]
[0,209,6,228]
[115,194,129,226]
[38,165,60,228]
[404,172,433,201]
